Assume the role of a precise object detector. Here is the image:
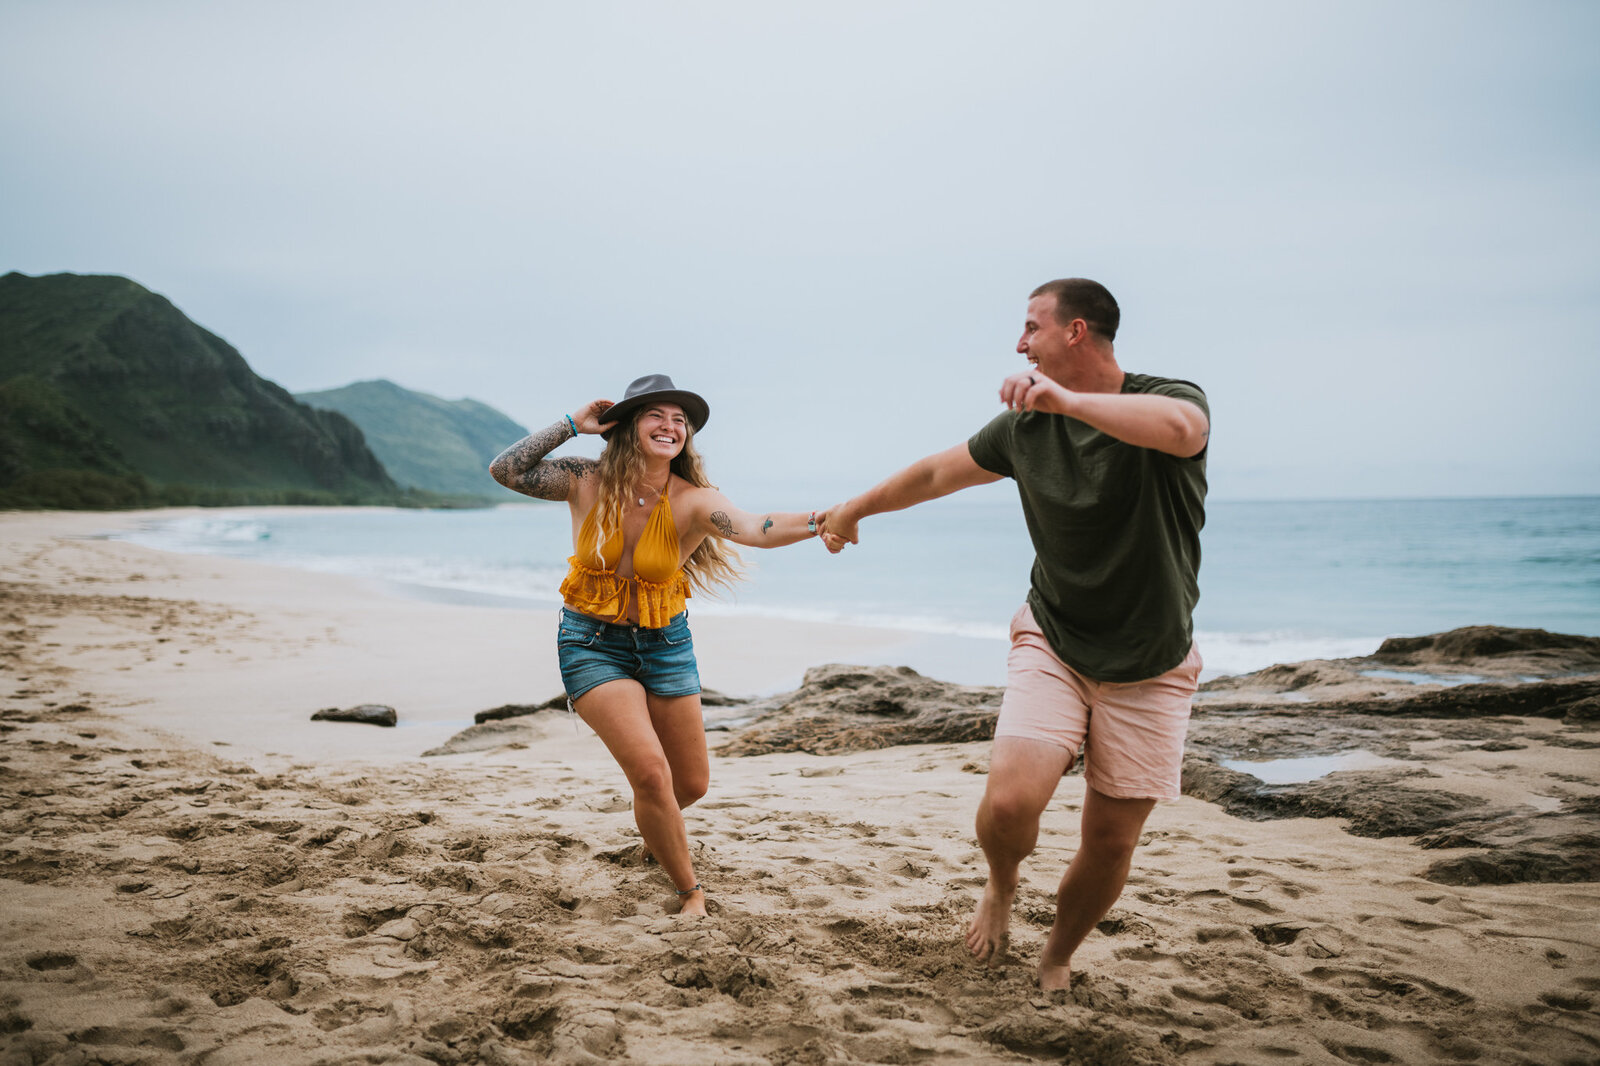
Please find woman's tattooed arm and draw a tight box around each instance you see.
[488,422,595,501]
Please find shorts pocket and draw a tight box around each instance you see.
[557,623,602,648]
[658,616,693,646]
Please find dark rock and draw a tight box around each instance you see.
[475,688,749,724]
[310,704,397,727]
[1413,802,1600,885]
[1201,677,1600,720]
[1202,626,1600,712]
[1180,761,1495,838]
[1421,844,1600,886]
[1375,626,1600,665]
[1367,679,1600,719]
[1563,695,1600,724]
[1222,662,1352,692]
[715,664,1001,756]
[474,699,564,724]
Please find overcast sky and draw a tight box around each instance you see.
[3,1,1596,504]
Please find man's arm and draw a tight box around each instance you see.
[821,442,1002,551]
[1002,372,1208,457]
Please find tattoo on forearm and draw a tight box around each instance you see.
[761,517,773,536]
[710,511,736,537]
[488,422,594,501]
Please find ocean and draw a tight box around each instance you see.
[111,494,1600,688]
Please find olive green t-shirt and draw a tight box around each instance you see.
[967,372,1208,682]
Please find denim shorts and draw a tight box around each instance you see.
[556,607,702,702]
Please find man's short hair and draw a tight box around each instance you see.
[1030,278,1120,342]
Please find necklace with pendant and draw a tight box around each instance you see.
[637,478,667,507]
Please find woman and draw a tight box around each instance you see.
[489,374,822,916]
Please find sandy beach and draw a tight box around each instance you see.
[3,510,1599,1066]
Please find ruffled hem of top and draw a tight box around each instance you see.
[560,555,690,629]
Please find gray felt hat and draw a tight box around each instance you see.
[598,374,710,440]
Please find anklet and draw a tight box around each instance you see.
[674,883,703,896]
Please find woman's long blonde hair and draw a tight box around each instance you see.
[592,413,743,595]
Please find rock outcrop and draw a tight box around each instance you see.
[711,664,1002,757]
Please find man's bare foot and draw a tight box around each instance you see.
[965,877,1017,963]
[1038,921,1074,989]
[1038,958,1072,991]
[675,887,706,917]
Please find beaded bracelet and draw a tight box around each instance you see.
[563,413,578,437]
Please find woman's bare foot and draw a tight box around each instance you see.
[964,877,1017,963]
[675,886,706,917]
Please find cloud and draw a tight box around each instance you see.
[3,1,1596,500]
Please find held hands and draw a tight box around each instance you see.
[999,370,1071,415]
[571,399,616,435]
[817,503,858,555]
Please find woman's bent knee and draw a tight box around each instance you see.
[627,760,676,802]
[674,775,709,809]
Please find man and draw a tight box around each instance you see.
[820,278,1208,991]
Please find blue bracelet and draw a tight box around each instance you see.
[563,413,578,437]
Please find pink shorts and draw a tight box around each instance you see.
[995,604,1202,801]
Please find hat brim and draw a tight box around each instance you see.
[598,390,710,440]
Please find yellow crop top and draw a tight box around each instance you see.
[558,484,691,628]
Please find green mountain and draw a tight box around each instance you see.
[0,271,400,509]
[296,379,528,501]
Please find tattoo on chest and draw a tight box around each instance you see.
[710,511,736,537]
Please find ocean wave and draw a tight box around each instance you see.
[688,599,1011,641]
[121,515,272,551]
[1193,629,1383,680]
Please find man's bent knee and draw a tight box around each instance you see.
[980,785,1053,830]
[983,739,1075,820]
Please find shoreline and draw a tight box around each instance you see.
[103,503,1494,687]
[1,509,935,763]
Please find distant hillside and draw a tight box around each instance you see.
[296,379,528,500]
[0,271,400,509]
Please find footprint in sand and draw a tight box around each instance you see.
[1227,864,1318,893]
[25,952,89,981]
[68,1027,186,1054]
[1305,965,1473,1008]
[1539,989,1596,1011]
